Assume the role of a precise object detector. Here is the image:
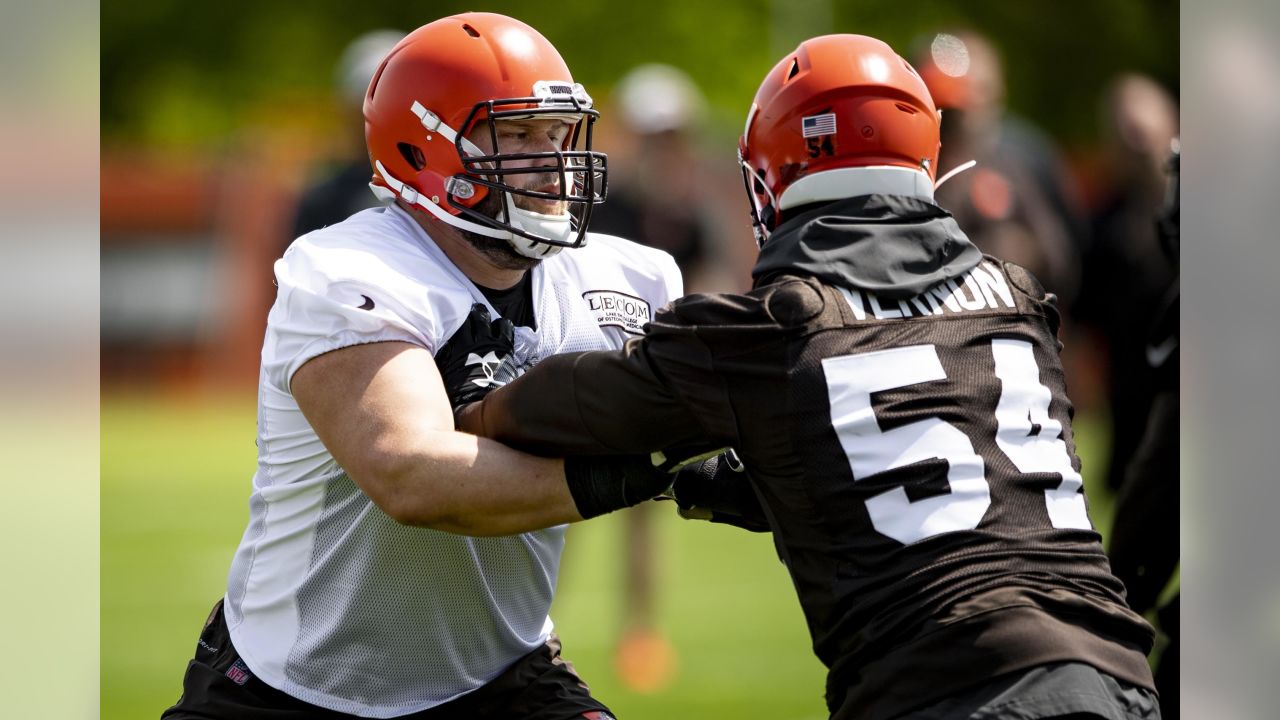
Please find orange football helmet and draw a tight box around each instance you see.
[738,34,941,244]
[364,13,606,256]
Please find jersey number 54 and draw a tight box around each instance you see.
[822,339,1091,544]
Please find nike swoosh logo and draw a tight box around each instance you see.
[357,295,375,311]
[1146,335,1178,367]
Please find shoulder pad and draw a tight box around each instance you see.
[1002,259,1049,303]
[764,278,825,327]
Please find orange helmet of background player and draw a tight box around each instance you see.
[364,12,606,256]
[912,31,1004,113]
[738,34,941,244]
[915,32,972,111]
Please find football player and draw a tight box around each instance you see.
[1108,145,1179,719]
[162,12,679,720]
[451,34,1160,720]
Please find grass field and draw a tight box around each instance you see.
[101,392,1112,720]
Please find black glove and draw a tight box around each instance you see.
[435,303,518,410]
[671,450,770,532]
[564,455,674,520]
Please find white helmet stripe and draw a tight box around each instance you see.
[410,102,486,157]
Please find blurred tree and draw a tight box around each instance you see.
[102,0,1175,150]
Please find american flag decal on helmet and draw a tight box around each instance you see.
[802,112,837,138]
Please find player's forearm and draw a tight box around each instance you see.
[291,342,585,535]
[359,429,582,536]
[457,353,619,455]
[459,347,707,456]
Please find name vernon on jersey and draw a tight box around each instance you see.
[839,261,1017,321]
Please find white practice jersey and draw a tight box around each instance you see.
[224,205,681,717]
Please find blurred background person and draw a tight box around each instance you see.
[914,30,1085,307]
[1077,74,1179,491]
[1107,145,1179,720]
[591,64,726,292]
[286,29,405,250]
[585,64,719,693]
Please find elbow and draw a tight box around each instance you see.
[378,490,434,528]
[357,457,487,534]
[374,483,455,530]
[352,452,443,528]
[343,432,520,536]
[380,493,500,537]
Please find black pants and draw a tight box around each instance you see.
[886,662,1161,720]
[162,600,615,720]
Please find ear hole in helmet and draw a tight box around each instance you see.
[397,143,426,170]
[786,58,800,81]
[461,23,480,38]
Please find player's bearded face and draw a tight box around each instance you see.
[458,118,577,268]
[468,118,575,217]
[462,192,538,270]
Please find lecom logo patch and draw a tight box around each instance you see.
[582,290,652,335]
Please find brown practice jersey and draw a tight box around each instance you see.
[465,257,1156,719]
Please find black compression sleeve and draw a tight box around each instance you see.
[563,455,671,519]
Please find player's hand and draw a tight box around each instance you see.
[671,450,770,533]
[435,303,518,410]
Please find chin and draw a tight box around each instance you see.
[463,231,541,272]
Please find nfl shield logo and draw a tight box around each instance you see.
[225,658,252,686]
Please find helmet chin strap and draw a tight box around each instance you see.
[501,194,574,259]
[372,160,576,258]
[739,156,779,247]
[934,159,977,189]
[373,161,515,240]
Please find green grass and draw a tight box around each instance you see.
[101,393,1111,720]
[102,395,261,717]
